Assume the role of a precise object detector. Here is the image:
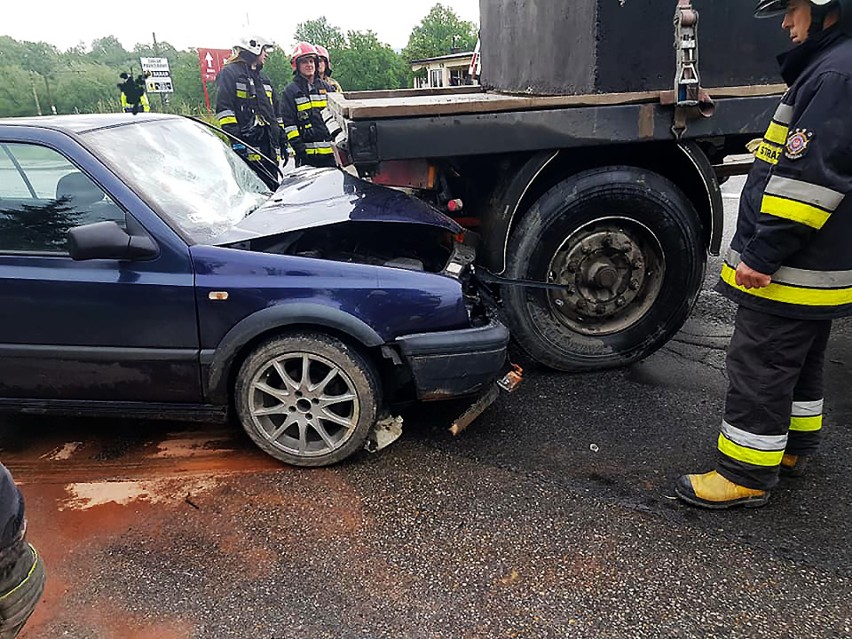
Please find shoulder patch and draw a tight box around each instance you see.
[785,129,813,160]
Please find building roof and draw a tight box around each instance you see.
[409,51,475,65]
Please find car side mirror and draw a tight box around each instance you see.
[68,221,158,261]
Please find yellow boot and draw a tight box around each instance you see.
[675,471,770,509]
[780,454,809,477]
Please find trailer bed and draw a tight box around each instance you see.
[328,85,787,165]
[330,84,786,121]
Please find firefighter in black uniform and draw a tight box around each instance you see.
[676,0,852,509]
[215,35,285,189]
[280,42,336,168]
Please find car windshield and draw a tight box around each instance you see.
[83,117,271,243]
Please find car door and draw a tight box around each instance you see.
[0,136,202,403]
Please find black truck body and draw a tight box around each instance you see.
[326,1,789,372]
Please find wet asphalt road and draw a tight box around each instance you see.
[6,177,852,638]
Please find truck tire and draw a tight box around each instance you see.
[235,332,380,467]
[503,166,705,371]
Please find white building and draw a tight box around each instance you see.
[410,51,478,89]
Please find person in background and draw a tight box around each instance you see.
[281,42,336,168]
[315,45,342,93]
[215,35,286,189]
[0,463,44,639]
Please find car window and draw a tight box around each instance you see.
[0,143,126,253]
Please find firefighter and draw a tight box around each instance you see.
[215,35,285,189]
[118,72,150,114]
[675,0,852,509]
[281,42,336,168]
[0,464,44,639]
[315,45,342,93]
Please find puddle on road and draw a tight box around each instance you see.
[60,476,222,511]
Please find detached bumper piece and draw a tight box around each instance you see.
[396,319,510,401]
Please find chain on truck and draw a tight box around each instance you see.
[324,0,789,372]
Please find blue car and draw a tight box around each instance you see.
[0,114,509,466]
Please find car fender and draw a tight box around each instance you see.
[202,303,384,403]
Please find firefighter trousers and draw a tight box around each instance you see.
[717,306,832,490]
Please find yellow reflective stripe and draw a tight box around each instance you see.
[297,102,312,112]
[218,116,238,126]
[790,415,822,432]
[311,100,328,108]
[721,264,852,306]
[266,91,273,100]
[247,153,261,161]
[761,194,831,229]
[765,121,789,146]
[718,433,784,467]
[755,141,781,165]
[287,129,300,140]
[305,148,317,155]
[314,146,334,155]
[236,90,248,99]
[304,124,312,130]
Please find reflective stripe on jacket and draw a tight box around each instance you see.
[280,76,334,159]
[214,59,282,161]
[717,28,852,320]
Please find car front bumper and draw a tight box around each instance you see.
[395,319,510,401]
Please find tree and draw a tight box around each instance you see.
[89,36,132,69]
[402,3,478,62]
[293,17,346,51]
[334,31,410,92]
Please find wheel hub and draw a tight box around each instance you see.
[547,220,664,336]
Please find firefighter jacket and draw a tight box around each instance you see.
[717,27,852,320]
[215,59,284,165]
[280,75,334,164]
[120,92,150,113]
[325,76,343,93]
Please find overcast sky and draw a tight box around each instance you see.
[4,0,480,53]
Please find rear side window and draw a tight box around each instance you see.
[0,143,125,253]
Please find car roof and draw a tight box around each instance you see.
[0,113,182,135]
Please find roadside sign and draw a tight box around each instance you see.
[198,48,232,82]
[140,57,174,93]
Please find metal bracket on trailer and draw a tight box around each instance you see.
[659,0,715,139]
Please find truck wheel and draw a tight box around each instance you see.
[235,332,380,467]
[503,166,705,372]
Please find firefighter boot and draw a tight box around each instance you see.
[675,471,770,509]
[780,454,809,477]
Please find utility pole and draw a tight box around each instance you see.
[152,31,169,111]
[30,73,42,116]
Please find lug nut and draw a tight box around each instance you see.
[554,299,565,307]
[616,297,626,307]
[629,279,640,290]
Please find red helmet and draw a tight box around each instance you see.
[290,42,319,70]
[314,45,332,75]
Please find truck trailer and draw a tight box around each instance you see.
[326,0,790,371]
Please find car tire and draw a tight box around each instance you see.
[503,166,705,372]
[235,332,380,467]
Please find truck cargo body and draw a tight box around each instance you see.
[325,1,788,372]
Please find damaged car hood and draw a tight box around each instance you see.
[212,167,462,244]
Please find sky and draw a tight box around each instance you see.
[4,0,481,53]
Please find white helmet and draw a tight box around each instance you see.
[754,0,836,18]
[236,35,274,56]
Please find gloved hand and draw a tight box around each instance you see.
[296,152,308,167]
